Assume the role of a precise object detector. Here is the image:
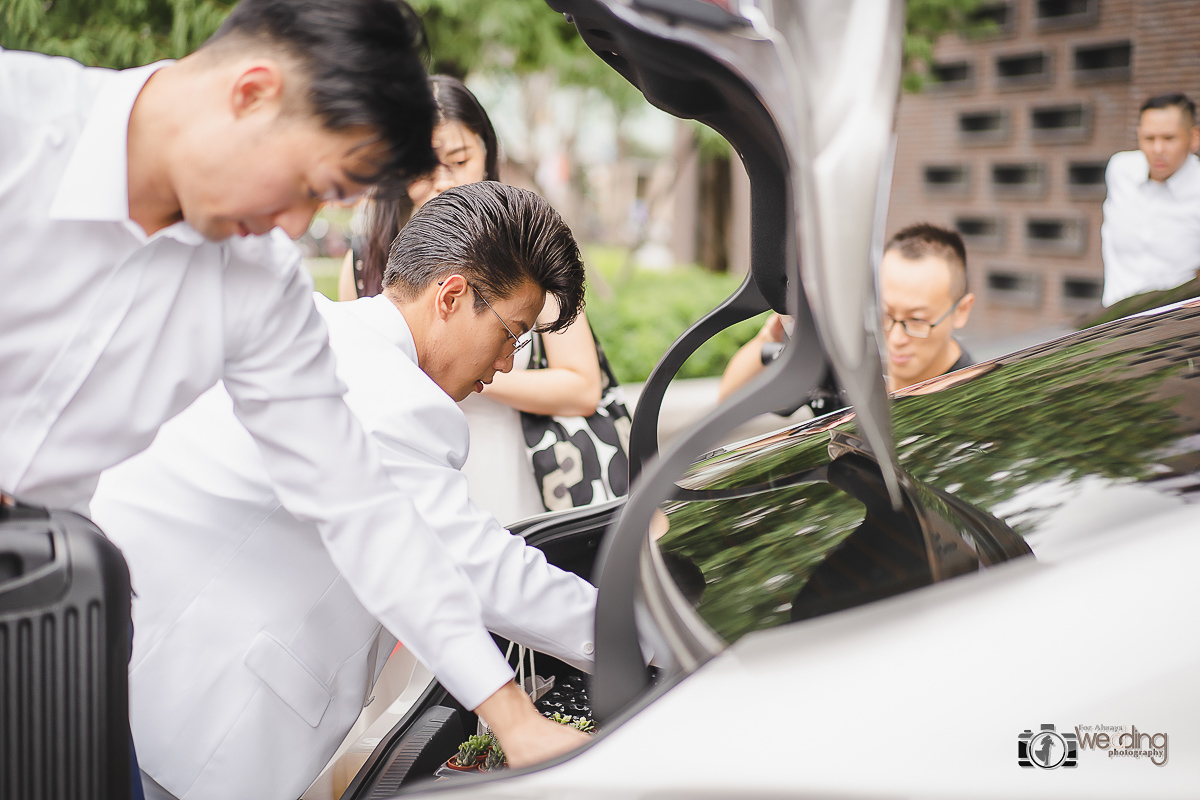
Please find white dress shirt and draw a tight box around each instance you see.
[0,49,512,710]
[1101,150,1200,306]
[90,294,597,800]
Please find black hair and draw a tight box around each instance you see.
[202,0,438,194]
[355,74,500,298]
[431,75,500,184]
[885,223,969,297]
[1140,93,1197,127]
[384,182,585,334]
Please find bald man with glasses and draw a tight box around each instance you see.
[720,223,976,409]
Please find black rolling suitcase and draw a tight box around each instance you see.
[0,495,132,800]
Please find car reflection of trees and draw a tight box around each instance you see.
[656,309,1199,645]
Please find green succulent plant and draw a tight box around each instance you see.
[455,734,492,766]
[482,743,507,772]
[546,712,596,733]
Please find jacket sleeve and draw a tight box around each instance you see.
[220,242,513,710]
[366,396,598,672]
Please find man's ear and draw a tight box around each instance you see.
[230,62,285,119]
[434,274,472,321]
[1190,125,1200,154]
[953,292,976,329]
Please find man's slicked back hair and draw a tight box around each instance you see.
[384,182,586,333]
[203,0,437,194]
[1140,93,1197,127]
[885,223,970,298]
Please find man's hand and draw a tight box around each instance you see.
[718,312,791,402]
[474,681,591,768]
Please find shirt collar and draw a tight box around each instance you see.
[1162,153,1200,195]
[47,60,172,231]
[338,293,419,363]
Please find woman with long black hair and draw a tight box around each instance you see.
[339,75,602,524]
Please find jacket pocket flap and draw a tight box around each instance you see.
[244,631,332,728]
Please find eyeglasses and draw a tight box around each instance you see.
[882,297,962,339]
[439,279,532,357]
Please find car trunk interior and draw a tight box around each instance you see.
[335,502,621,798]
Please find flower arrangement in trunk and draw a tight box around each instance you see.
[444,713,596,775]
[446,734,492,771]
[547,711,595,732]
[480,741,507,773]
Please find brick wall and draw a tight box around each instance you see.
[887,0,1200,337]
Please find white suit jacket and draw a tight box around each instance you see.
[91,294,598,800]
[2,49,514,714]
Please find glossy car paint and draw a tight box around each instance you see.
[398,304,1200,799]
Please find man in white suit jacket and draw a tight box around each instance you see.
[91,183,600,800]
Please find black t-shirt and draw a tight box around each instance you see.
[763,341,975,418]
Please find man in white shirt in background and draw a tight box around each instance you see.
[1101,93,1200,306]
[91,182,598,800]
[0,0,585,787]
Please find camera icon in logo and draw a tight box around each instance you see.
[1018,724,1078,769]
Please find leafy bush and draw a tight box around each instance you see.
[1076,278,1200,329]
[584,246,768,384]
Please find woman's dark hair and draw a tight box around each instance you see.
[384,182,585,334]
[201,0,438,195]
[355,74,501,298]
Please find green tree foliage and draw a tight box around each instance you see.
[407,0,642,110]
[660,318,1192,643]
[1077,277,1200,329]
[4,0,986,93]
[583,247,766,383]
[1,0,232,67]
[903,0,993,91]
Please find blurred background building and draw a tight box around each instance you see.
[886,0,1200,337]
[497,0,1200,340]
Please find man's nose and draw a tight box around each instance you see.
[886,321,911,345]
[494,348,516,372]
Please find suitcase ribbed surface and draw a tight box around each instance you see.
[0,510,131,800]
[1,604,106,800]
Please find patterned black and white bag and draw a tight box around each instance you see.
[520,331,631,512]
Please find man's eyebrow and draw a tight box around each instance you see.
[887,306,931,317]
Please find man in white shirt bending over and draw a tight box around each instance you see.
[0,0,584,783]
[1101,93,1200,306]
[91,182,598,800]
